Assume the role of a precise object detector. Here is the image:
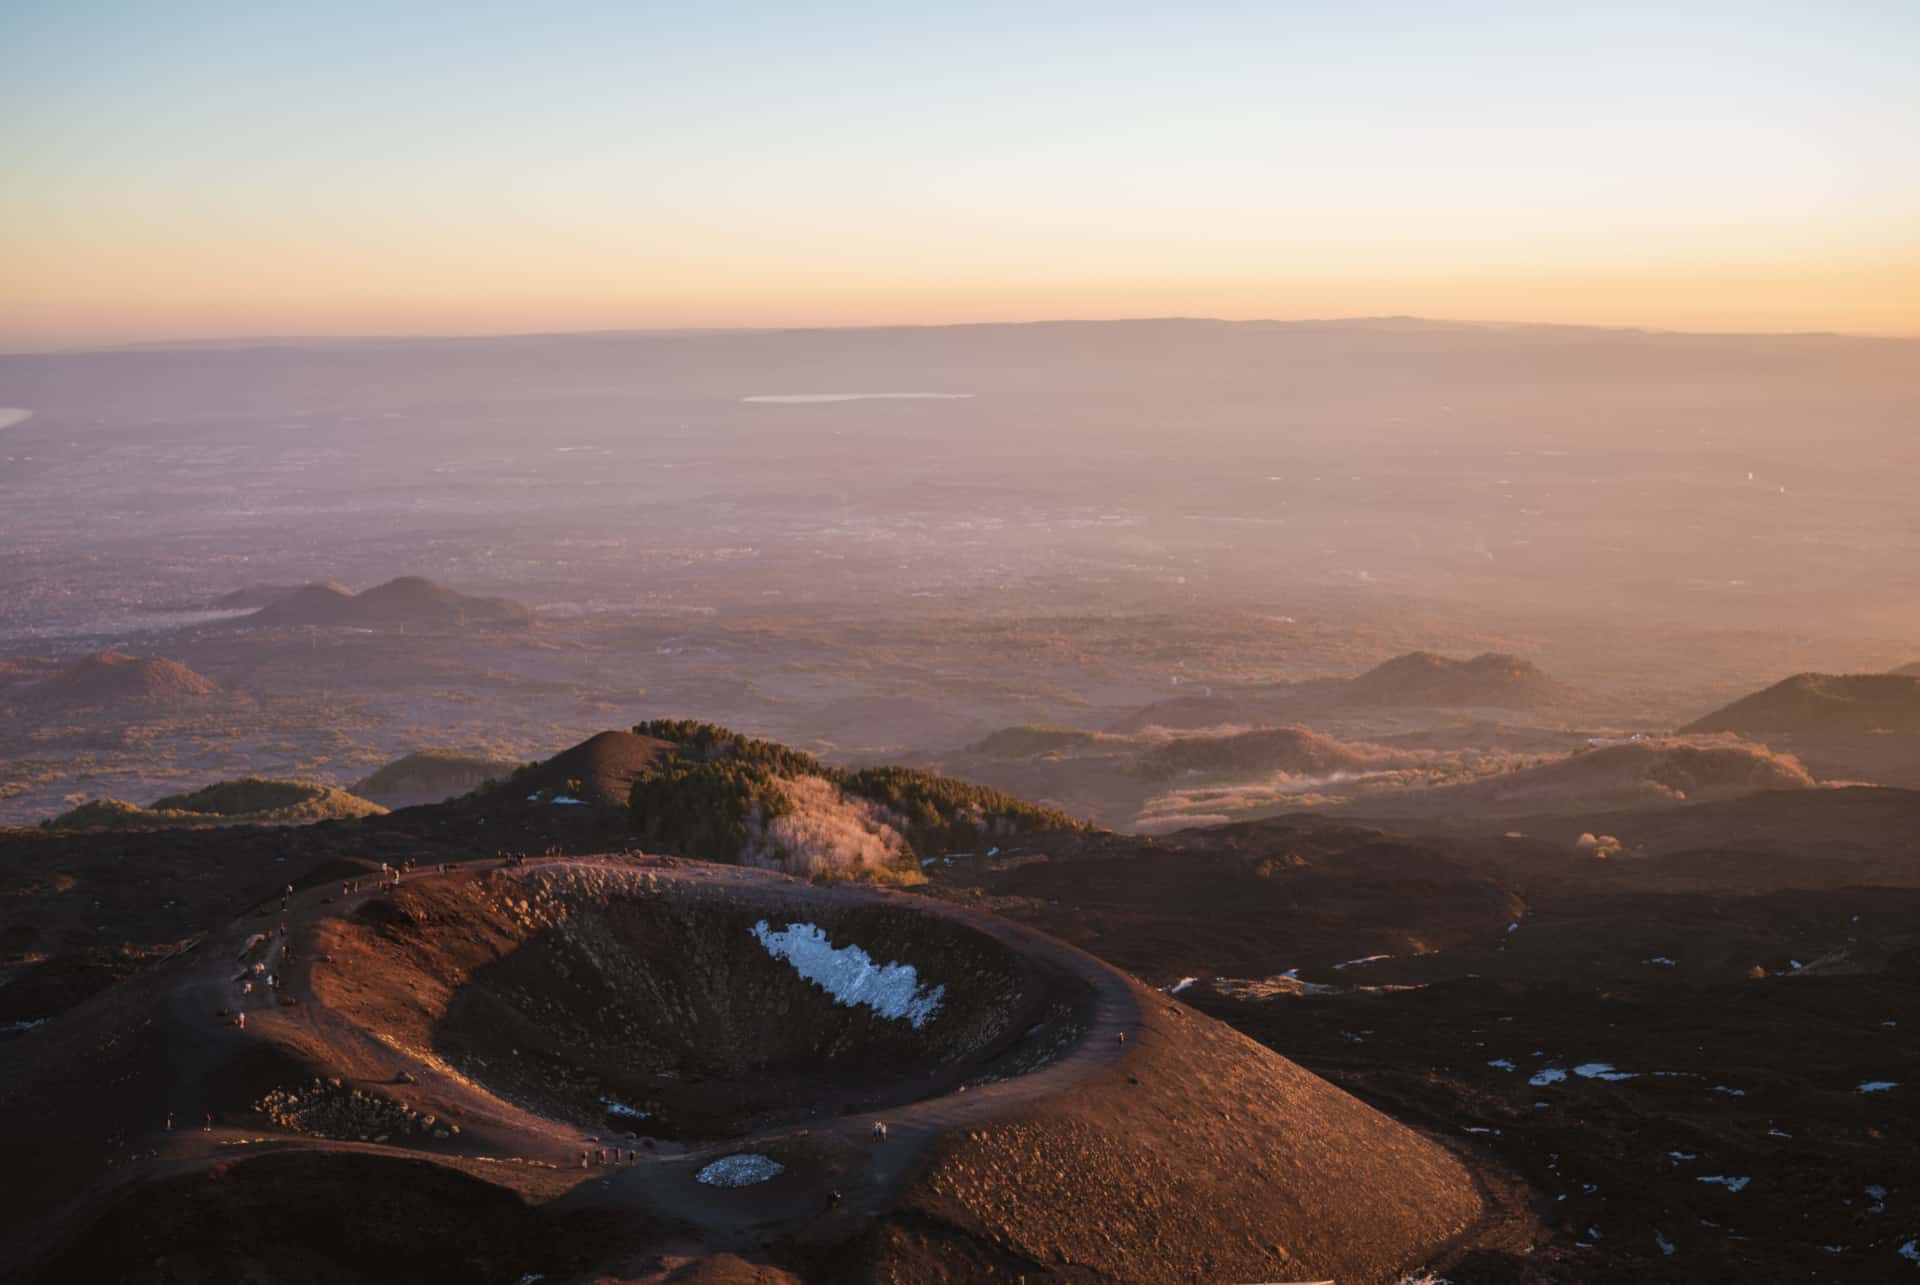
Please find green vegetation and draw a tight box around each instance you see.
[841,764,1089,853]
[46,778,385,830]
[626,720,1090,874]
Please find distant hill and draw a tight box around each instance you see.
[1135,726,1389,781]
[1345,738,1816,819]
[969,725,1106,757]
[1104,693,1247,733]
[212,580,351,610]
[1343,651,1561,709]
[621,719,1088,881]
[45,778,384,830]
[243,577,531,628]
[1894,661,1920,678]
[1682,672,1920,734]
[34,652,220,705]
[485,729,673,809]
[351,749,526,809]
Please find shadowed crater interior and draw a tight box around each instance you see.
[335,864,1092,1138]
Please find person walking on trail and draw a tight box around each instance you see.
[870,1121,888,1143]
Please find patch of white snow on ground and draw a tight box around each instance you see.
[1168,977,1199,995]
[1488,1058,1516,1071]
[600,1097,650,1120]
[1574,1062,1638,1081]
[550,795,588,805]
[1897,1238,1919,1264]
[1669,1151,1697,1161]
[696,1154,785,1187]
[1712,1085,1746,1096]
[1859,1080,1900,1094]
[751,921,944,1028]
[1655,1230,1676,1257]
[1698,1175,1751,1192]
[1333,954,1393,970]
[1530,1067,1568,1086]
[1646,956,1677,966]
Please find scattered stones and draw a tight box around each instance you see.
[255,1078,443,1142]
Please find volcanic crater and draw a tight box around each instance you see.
[7,854,1517,1282]
[324,863,1091,1138]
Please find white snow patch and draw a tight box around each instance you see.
[1711,1085,1745,1096]
[1487,1058,1516,1071]
[1333,954,1393,970]
[1859,1080,1900,1094]
[1530,1067,1567,1086]
[1506,921,1520,934]
[600,1097,650,1120]
[550,795,588,806]
[751,921,944,1028]
[1168,977,1199,995]
[1698,1175,1751,1192]
[696,1153,785,1187]
[1899,1239,1919,1265]
[1646,956,1678,967]
[1669,1151,1697,1161]
[1655,1230,1676,1257]
[1574,1062,1638,1081]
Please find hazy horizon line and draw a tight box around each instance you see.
[8,312,1919,359]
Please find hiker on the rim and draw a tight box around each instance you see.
[870,1121,887,1142]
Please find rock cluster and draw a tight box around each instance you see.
[255,1077,457,1143]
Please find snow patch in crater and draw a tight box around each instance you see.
[696,1153,785,1186]
[751,920,945,1028]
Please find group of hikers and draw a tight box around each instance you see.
[581,1143,652,1167]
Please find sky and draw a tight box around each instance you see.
[3,0,1917,349]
